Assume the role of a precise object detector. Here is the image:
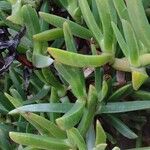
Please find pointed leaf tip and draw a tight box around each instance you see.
[32,54,54,68]
[132,70,148,90]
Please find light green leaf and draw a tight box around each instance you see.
[93,144,107,150]
[23,113,66,139]
[39,12,92,39]
[95,0,113,52]
[9,103,73,115]
[79,0,102,46]
[126,0,150,51]
[21,4,40,40]
[67,128,87,150]
[78,85,97,136]
[111,22,128,57]
[56,100,85,130]
[55,62,86,98]
[42,67,65,91]
[122,20,140,67]
[33,28,64,42]
[48,47,113,67]
[113,0,129,20]
[98,101,150,114]
[95,120,106,145]
[32,54,54,68]
[5,93,22,108]
[9,132,70,150]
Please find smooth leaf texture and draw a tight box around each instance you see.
[56,100,85,130]
[9,132,70,150]
[111,22,128,58]
[86,124,95,150]
[126,0,150,51]
[79,0,102,46]
[62,21,86,98]
[39,12,92,39]
[132,69,148,90]
[21,4,40,40]
[10,100,150,115]
[95,0,113,52]
[42,67,65,92]
[5,93,22,108]
[93,144,107,150]
[99,81,108,102]
[78,85,97,136]
[98,101,150,114]
[40,0,50,31]
[59,0,80,21]
[113,0,129,20]
[122,19,140,67]
[33,28,64,42]
[23,113,66,139]
[9,103,73,115]
[108,84,133,101]
[32,54,54,68]
[91,43,103,92]
[48,47,113,67]
[106,115,137,139]
[67,128,87,150]
[7,0,23,25]
[95,120,106,145]
[55,62,86,98]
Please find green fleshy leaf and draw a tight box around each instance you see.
[39,12,92,39]
[106,115,138,139]
[111,22,128,58]
[126,0,150,51]
[56,100,85,130]
[95,0,113,52]
[122,20,140,67]
[32,54,54,68]
[48,47,113,68]
[132,69,148,90]
[5,93,22,108]
[93,144,107,150]
[78,85,97,136]
[23,113,66,138]
[55,62,86,98]
[95,120,106,145]
[113,0,129,20]
[9,103,73,115]
[98,101,150,114]
[33,28,64,42]
[79,0,102,46]
[108,84,133,101]
[67,128,87,150]
[9,132,70,150]
[7,0,23,25]
[21,4,40,39]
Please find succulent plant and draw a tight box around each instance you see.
[0,0,150,149]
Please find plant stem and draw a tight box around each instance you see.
[113,54,150,72]
[140,54,150,66]
[112,58,131,72]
